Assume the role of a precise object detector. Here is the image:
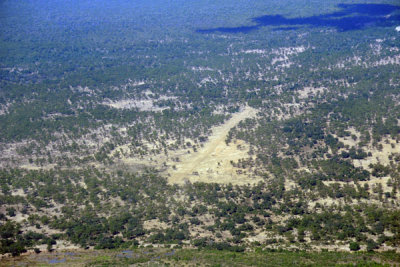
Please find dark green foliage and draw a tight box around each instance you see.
[370,163,390,177]
[0,221,27,256]
[366,239,378,252]
[349,242,361,251]
[315,158,370,182]
[1,166,400,254]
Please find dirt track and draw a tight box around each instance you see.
[168,106,261,185]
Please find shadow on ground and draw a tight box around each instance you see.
[197,4,400,33]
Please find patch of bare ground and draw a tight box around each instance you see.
[112,141,171,172]
[52,240,81,251]
[330,129,400,198]
[284,178,297,191]
[18,164,57,170]
[353,138,399,171]
[297,86,326,99]
[0,122,117,169]
[167,106,261,185]
[310,243,353,252]
[307,198,346,209]
[143,219,169,231]
[270,46,307,69]
[245,231,272,244]
[102,92,177,112]
[373,54,400,66]
[103,99,167,112]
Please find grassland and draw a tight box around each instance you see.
[2,248,400,266]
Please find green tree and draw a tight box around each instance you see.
[349,242,360,251]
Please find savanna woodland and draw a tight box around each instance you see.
[1,0,400,266]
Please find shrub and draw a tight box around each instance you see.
[349,242,360,251]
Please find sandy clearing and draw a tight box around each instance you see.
[335,129,399,170]
[353,139,399,169]
[332,129,400,197]
[168,106,261,185]
[143,219,169,230]
[297,86,326,99]
[103,99,168,112]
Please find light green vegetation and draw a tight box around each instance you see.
[2,248,400,266]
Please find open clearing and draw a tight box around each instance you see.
[167,106,261,185]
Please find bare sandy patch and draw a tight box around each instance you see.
[297,86,326,99]
[19,164,56,170]
[241,49,268,55]
[271,46,307,56]
[190,66,214,71]
[335,127,360,147]
[270,46,307,68]
[333,130,399,197]
[53,240,81,250]
[245,231,272,243]
[353,138,399,169]
[373,54,400,66]
[333,128,400,169]
[167,106,261,185]
[103,99,168,112]
[103,92,176,112]
[143,219,169,230]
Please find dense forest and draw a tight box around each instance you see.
[1,0,400,264]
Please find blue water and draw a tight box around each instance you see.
[117,254,133,258]
[117,250,134,258]
[62,252,77,256]
[48,258,66,264]
[165,250,175,256]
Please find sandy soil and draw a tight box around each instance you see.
[143,219,169,230]
[373,54,400,66]
[330,129,400,198]
[354,140,399,170]
[167,106,261,185]
[335,128,398,168]
[297,86,326,99]
[112,106,262,185]
[103,99,167,112]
